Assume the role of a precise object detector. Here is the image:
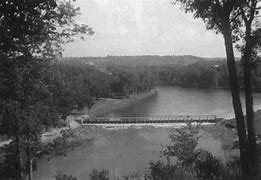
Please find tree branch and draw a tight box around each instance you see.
[230,11,242,23]
[249,0,258,24]
[239,5,248,23]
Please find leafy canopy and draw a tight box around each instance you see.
[0,0,94,58]
[173,0,244,41]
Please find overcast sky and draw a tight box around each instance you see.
[63,0,239,58]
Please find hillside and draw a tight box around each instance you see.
[61,55,206,67]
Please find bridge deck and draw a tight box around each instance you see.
[81,115,222,125]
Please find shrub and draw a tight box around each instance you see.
[54,173,77,180]
[194,149,222,179]
[89,169,109,180]
[147,160,177,180]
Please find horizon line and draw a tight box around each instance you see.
[61,55,236,59]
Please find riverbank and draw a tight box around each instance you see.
[89,89,158,117]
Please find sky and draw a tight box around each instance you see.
[63,0,237,58]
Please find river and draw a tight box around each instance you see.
[108,86,261,117]
[35,87,261,179]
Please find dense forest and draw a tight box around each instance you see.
[157,60,231,88]
[63,55,261,91]
[61,56,235,90]
[44,59,159,119]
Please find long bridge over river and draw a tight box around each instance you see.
[79,115,223,125]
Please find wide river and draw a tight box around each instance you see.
[108,86,261,117]
[35,87,261,180]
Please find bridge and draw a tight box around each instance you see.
[80,115,223,125]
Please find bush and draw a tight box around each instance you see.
[194,149,222,179]
[218,156,241,180]
[89,169,109,180]
[146,160,178,180]
[54,173,77,180]
[52,137,69,156]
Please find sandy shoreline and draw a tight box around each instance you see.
[89,89,158,117]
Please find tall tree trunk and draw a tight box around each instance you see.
[222,21,250,176]
[243,28,259,176]
[14,133,22,179]
[27,136,33,180]
[14,114,23,179]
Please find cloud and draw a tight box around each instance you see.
[63,0,236,57]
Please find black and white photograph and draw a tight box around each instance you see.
[1,0,261,179]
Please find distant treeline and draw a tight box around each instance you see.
[58,57,233,93]
[66,56,256,90]
[157,60,230,88]
[62,55,206,67]
[61,55,231,88]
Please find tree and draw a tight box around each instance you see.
[164,123,200,169]
[0,0,94,59]
[172,0,259,177]
[162,124,237,180]
[236,1,261,175]
[0,0,93,179]
[0,56,52,179]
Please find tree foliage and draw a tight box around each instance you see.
[0,0,93,58]
[172,0,261,177]
[48,59,159,119]
[0,0,93,179]
[162,125,242,180]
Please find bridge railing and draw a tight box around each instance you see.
[81,115,220,125]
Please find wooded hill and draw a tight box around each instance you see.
[61,55,206,67]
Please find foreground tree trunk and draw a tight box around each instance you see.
[222,20,250,176]
[243,26,259,176]
[14,134,22,179]
[27,138,33,180]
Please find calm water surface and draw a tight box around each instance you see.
[109,86,261,117]
[36,128,224,180]
[36,87,261,179]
